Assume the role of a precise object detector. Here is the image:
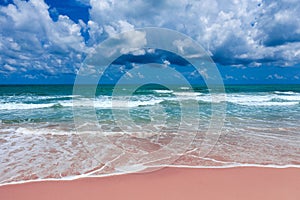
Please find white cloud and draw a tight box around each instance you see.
[1,0,300,81]
[137,72,144,79]
[125,71,133,78]
[3,64,16,72]
[199,69,209,79]
[87,0,300,67]
[24,74,37,79]
[274,73,284,79]
[163,60,170,66]
[225,75,234,80]
[0,0,86,77]
[101,30,147,57]
[266,75,273,79]
[266,73,285,80]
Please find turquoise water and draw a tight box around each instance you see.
[1,84,300,123]
[0,84,300,185]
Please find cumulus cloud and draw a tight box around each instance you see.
[3,64,16,72]
[266,73,285,80]
[225,75,234,80]
[0,0,86,78]
[87,0,300,67]
[1,0,300,83]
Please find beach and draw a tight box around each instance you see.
[1,0,300,199]
[1,85,300,199]
[1,167,300,200]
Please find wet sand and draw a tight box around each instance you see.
[1,167,300,200]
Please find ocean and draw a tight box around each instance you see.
[0,84,300,185]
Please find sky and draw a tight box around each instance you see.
[0,0,300,84]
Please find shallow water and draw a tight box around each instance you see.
[1,84,300,185]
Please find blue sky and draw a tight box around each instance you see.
[0,0,300,84]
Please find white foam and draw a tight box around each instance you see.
[276,95,300,101]
[197,94,225,103]
[211,93,300,106]
[0,100,76,110]
[15,127,75,135]
[173,92,202,97]
[115,164,148,172]
[1,92,299,111]
[93,98,163,108]
[0,103,57,110]
[0,96,164,110]
[274,91,298,95]
[1,164,299,187]
[235,101,299,106]
[153,90,173,94]
[37,95,81,100]
[1,95,80,102]
[0,127,16,132]
[179,87,190,90]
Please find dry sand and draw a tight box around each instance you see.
[1,167,300,200]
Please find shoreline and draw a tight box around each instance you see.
[1,167,300,200]
[1,164,300,187]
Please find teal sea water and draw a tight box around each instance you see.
[1,84,300,185]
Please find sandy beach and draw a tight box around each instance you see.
[1,167,299,200]
[1,0,300,200]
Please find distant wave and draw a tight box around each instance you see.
[1,92,300,110]
[153,89,173,94]
[274,91,298,95]
[173,92,202,97]
[0,102,68,110]
[197,93,300,106]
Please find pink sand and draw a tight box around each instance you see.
[1,167,300,200]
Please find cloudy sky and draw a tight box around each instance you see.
[0,0,300,84]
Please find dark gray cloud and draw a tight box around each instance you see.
[112,49,189,66]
